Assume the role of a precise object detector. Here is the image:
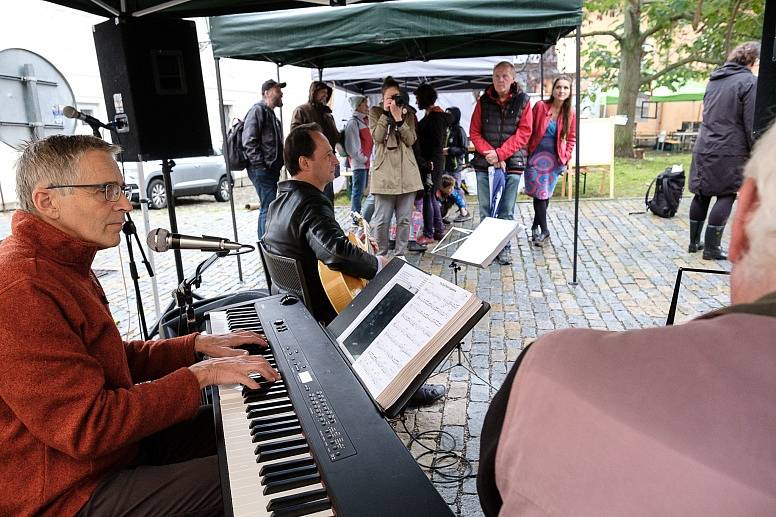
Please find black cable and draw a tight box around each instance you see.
[389,411,477,483]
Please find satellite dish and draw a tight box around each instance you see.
[0,48,77,148]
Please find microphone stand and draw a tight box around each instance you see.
[174,250,230,336]
[122,213,154,339]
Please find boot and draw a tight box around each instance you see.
[702,225,727,260]
[688,219,704,253]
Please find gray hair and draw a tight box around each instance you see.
[493,61,516,77]
[737,122,776,285]
[15,135,121,212]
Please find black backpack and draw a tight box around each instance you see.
[645,166,685,218]
[336,127,349,158]
[225,118,248,171]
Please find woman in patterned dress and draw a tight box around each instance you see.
[523,76,576,246]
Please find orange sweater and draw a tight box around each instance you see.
[0,211,202,516]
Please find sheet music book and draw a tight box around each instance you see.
[445,217,518,268]
[328,258,488,417]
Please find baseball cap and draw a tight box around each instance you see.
[262,79,287,94]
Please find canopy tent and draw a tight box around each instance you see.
[42,0,587,288]
[209,0,586,282]
[43,0,390,18]
[209,0,581,68]
[320,55,551,94]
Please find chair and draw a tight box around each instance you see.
[257,240,312,308]
[656,130,667,151]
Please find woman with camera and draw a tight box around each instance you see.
[368,76,423,256]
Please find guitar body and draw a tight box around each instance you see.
[318,214,372,314]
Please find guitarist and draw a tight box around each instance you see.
[264,123,448,407]
[263,123,388,325]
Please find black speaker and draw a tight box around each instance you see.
[754,0,776,140]
[93,18,212,161]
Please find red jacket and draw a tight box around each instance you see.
[0,211,202,517]
[469,86,533,170]
[527,99,577,165]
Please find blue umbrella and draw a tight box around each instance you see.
[489,166,506,218]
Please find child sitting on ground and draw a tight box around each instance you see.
[438,174,471,223]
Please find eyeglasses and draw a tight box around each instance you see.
[46,182,133,202]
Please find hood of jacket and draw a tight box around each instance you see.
[710,62,752,81]
[485,82,521,104]
[308,81,334,105]
[446,107,462,126]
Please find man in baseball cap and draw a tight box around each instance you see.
[242,79,287,239]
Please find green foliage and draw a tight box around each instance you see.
[583,0,764,93]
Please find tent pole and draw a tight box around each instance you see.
[277,64,284,127]
[214,56,244,282]
[571,25,581,285]
[318,67,323,81]
[540,51,544,98]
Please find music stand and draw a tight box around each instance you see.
[428,217,518,380]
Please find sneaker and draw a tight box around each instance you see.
[530,227,540,242]
[407,383,446,406]
[407,240,427,253]
[453,211,472,223]
[533,230,550,247]
[496,249,512,265]
[433,232,446,241]
[442,216,452,225]
[415,235,435,246]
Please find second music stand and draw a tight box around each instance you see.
[428,217,518,380]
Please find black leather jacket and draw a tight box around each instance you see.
[242,101,283,173]
[262,180,378,324]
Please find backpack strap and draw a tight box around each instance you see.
[645,176,657,209]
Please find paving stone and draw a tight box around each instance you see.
[461,494,486,517]
[442,398,467,426]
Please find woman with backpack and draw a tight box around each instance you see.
[688,41,759,260]
[523,75,576,247]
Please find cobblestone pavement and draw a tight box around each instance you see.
[0,187,730,516]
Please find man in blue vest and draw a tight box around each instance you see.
[470,62,533,265]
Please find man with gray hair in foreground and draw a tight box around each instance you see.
[0,135,280,516]
[478,122,776,516]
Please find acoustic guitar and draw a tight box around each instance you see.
[318,212,372,314]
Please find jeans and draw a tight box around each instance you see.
[247,166,279,240]
[351,168,368,215]
[476,170,521,251]
[372,192,415,255]
[362,194,376,223]
[476,170,521,221]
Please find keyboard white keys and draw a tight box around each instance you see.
[216,363,333,516]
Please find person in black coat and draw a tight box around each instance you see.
[689,41,760,260]
[414,83,449,244]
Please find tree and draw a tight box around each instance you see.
[583,0,763,157]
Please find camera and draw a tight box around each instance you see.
[391,93,406,106]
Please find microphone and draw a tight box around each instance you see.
[146,228,245,253]
[63,106,116,131]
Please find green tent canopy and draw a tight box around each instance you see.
[605,81,707,105]
[209,0,583,68]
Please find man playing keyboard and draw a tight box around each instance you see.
[0,135,280,517]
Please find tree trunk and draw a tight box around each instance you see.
[614,0,643,158]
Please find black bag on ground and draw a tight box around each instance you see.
[225,118,249,171]
[645,166,685,218]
